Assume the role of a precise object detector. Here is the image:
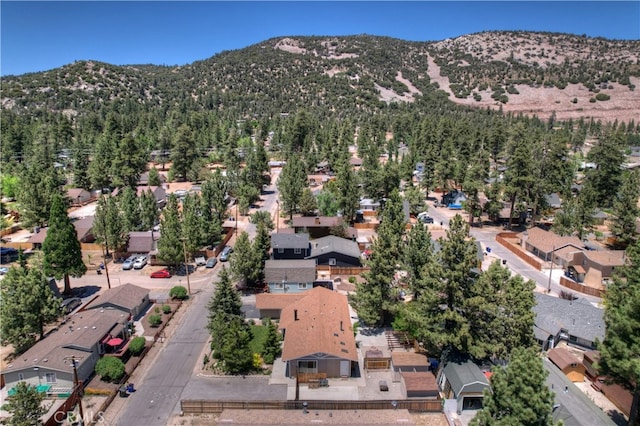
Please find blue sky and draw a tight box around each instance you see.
[2,1,639,76]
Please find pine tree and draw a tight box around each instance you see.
[157,194,183,267]
[353,190,405,326]
[298,188,318,216]
[208,266,245,356]
[277,157,306,220]
[93,195,126,257]
[42,195,86,294]
[230,231,260,287]
[609,169,640,248]
[472,348,557,426]
[583,129,626,208]
[2,381,47,426]
[220,316,254,374]
[335,161,360,223]
[261,318,282,364]
[119,186,141,233]
[598,239,640,426]
[171,124,197,181]
[1,261,61,354]
[404,221,434,298]
[139,189,160,232]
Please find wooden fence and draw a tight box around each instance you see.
[559,276,605,298]
[316,265,370,276]
[180,398,442,414]
[495,232,543,271]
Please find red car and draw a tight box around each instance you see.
[150,269,172,279]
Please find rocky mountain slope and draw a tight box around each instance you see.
[2,31,639,123]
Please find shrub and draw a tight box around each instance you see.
[571,98,578,104]
[148,314,162,327]
[95,357,125,382]
[253,353,263,369]
[154,306,160,314]
[595,93,610,101]
[129,336,146,355]
[169,285,188,300]
[348,276,356,284]
[589,97,597,103]
[162,304,171,314]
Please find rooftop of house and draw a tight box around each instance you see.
[4,309,126,374]
[582,250,626,267]
[270,232,310,250]
[307,235,361,259]
[255,293,307,311]
[84,283,149,314]
[533,293,605,343]
[264,259,317,283]
[27,216,95,244]
[524,227,584,254]
[279,286,357,362]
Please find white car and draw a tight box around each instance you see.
[133,256,148,270]
[122,255,138,270]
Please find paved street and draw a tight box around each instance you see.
[108,169,282,425]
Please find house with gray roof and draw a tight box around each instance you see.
[437,359,490,414]
[533,293,605,350]
[2,309,127,396]
[306,235,362,267]
[84,283,150,320]
[264,259,317,293]
[270,232,310,260]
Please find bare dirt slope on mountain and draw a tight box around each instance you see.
[426,56,640,123]
[425,32,640,123]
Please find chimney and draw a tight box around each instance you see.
[315,216,320,225]
[294,309,298,321]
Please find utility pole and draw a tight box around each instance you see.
[547,245,555,293]
[64,356,84,424]
[181,238,191,296]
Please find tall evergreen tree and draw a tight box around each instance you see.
[472,348,557,426]
[139,189,160,232]
[171,124,198,181]
[597,239,640,426]
[157,194,183,267]
[277,157,306,220]
[1,381,47,426]
[42,195,87,294]
[583,129,626,208]
[353,190,405,326]
[0,263,61,354]
[609,169,640,248]
[335,161,360,223]
[93,195,126,257]
[230,231,261,288]
[119,186,141,233]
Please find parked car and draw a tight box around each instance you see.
[195,256,206,267]
[219,246,233,262]
[0,266,8,275]
[205,257,218,268]
[60,297,82,314]
[150,269,172,279]
[122,255,138,270]
[133,256,148,270]
[417,212,434,224]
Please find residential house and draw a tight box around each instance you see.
[271,233,310,260]
[583,351,634,418]
[67,188,93,206]
[255,293,306,320]
[523,227,584,267]
[136,185,166,208]
[27,216,96,249]
[566,250,625,287]
[533,293,604,350]
[306,235,362,267]
[544,193,562,210]
[2,309,127,396]
[291,216,345,239]
[264,259,317,293]
[84,283,150,320]
[437,359,490,414]
[359,198,380,212]
[126,231,160,256]
[138,170,167,186]
[547,347,585,382]
[441,190,467,208]
[279,287,358,378]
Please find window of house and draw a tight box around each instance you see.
[298,360,317,373]
[294,248,301,254]
[275,282,284,289]
[329,258,337,266]
[45,373,56,383]
[298,283,308,289]
[277,248,284,254]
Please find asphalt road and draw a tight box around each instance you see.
[423,201,602,304]
[111,169,282,425]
